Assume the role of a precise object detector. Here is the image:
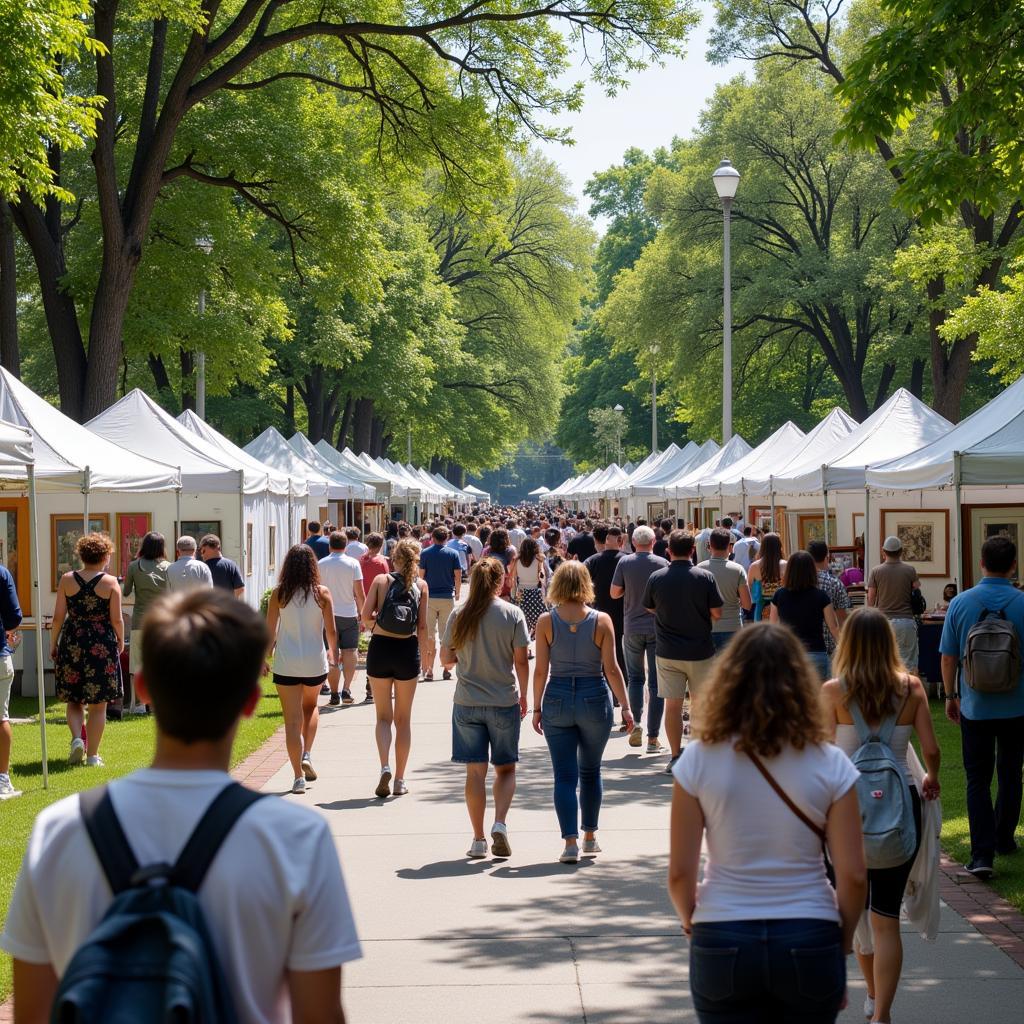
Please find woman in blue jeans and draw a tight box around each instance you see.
[668,624,867,1023]
[532,561,632,864]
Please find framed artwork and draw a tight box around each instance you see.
[797,513,837,548]
[828,545,857,574]
[268,525,277,572]
[300,517,308,540]
[647,501,667,523]
[963,504,1024,586]
[0,498,31,614]
[749,505,789,553]
[176,520,221,542]
[115,513,151,578]
[51,514,110,590]
[881,509,949,577]
[246,522,253,576]
[852,512,865,545]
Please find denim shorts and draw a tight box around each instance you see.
[451,703,521,765]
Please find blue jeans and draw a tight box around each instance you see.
[623,633,663,737]
[451,704,521,766]
[806,650,831,681]
[711,631,738,653]
[690,918,845,1023]
[541,676,613,838]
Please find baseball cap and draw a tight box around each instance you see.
[882,535,902,553]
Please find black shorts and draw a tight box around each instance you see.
[366,634,420,681]
[273,673,328,688]
[866,786,923,918]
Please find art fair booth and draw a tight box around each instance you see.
[622,441,719,522]
[317,442,404,527]
[284,433,378,528]
[88,390,291,606]
[661,435,753,526]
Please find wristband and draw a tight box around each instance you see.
[945,694,958,700]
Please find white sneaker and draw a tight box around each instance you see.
[864,995,876,1020]
[490,822,511,857]
[69,738,85,765]
[291,776,306,794]
[301,754,317,781]
[85,755,104,767]
[0,773,21,799]
[467,838,488,858]
[559,844,580,864]
[581,839,602,855]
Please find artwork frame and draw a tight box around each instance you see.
[796,513,836,549]
[268,524,277,572]
[0,498,31,614]
[749,505,789,554]
[963,504,1024,586]
[246,522,253,577]
[880,508,949,577]
[176,520,222,543]
[51,513,110,590]
[115,513,152,579]
[828,545,857,575]
[852,512,865,546]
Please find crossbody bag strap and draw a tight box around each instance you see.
[746,750,826,843]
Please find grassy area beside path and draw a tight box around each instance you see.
[0,675,283,1001]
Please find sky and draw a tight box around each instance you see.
[537,4,748,229]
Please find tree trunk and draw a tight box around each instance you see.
[909,357,925,398]
[369,416,384,458]
[430,455,443,473]
[148,353,173,403]
[284,384,295,437]
[302,369,325,440]
[352,398,374,453]
[336,394,353,450]
[926,276,972,423]
[381,432,392,459]
[83,254,137,419]
[872,362,896,410]
[180,348,195,412]
[0,199,19,376]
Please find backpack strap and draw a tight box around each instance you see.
[840,678,875,744]
[877,690,910,746]
[80,786,141,896]
[172,783,265,892]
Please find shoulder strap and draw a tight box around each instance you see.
[746,750,826,842]
[80,786,141,896]
[172,783,265,892]
[878,691,911,746]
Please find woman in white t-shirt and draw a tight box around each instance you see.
[511,537,547,640]
[668,623,867,1024]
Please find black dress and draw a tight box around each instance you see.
[55,572,122,705]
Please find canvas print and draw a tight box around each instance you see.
[51,514,110,590]
[176,520,221,542]
[897,523,934,563]
[881,509,949,577]
[116,513,152,578]
[797,514,836,548]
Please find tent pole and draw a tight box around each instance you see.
[238,469,246,582]
[769,476,775,533]
[865,485,871,578]
[821,466,830,544]
[288,479,294,547]
[28,463,48,788]
[175,469,182,538]
[82,465,91,535]
[953,451,963,588]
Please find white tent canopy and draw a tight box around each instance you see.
[579,463,629,499]
[547,474,583,500]
[694,422,806,499]
[314,441,397,499]
[528,486,551,496]
[286,434,375,500]
[628,441,720,498]
[771,390,952,494]
[463,484,490,503]
[245,427,330,499]
[662,434,753,497]
[612,443,685,498]
[867,374,1024,489]
[0,372,180,492]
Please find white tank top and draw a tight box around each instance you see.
[274,590,328,677]
[515,559,543,587]
[835,723,915,788]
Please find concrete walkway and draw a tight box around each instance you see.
[258,670,1024,1024]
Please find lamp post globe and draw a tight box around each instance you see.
[712,160,739,441]
[613,404,625,464]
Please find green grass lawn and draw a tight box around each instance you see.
[0,675,283,1001]
[930,702,1024,914]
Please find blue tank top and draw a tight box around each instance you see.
[548,608,603,677]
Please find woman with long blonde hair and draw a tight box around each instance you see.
[440,558,530,859]
[361,538,429,798]
[669,623,867,1024]
[532,561,632,863]
[823,608,940,1024]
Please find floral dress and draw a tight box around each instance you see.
[55,572,122,705]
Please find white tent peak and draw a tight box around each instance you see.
[244,427,330,497]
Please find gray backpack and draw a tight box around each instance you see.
[964,604,1022,694]
[844,685,917,870]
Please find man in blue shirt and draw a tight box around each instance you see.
[940,535,1024,878]
[419,526,462,682]
[0,562,24,799]
[303,522,330,560]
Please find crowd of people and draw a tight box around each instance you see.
[1,501,1022,1024]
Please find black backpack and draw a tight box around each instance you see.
[51,783,264,1024]
[376,572,420,636]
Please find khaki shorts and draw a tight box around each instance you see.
[129,629,144,675]
[426,597,455,642]
[0,654,13,722]
[656,656,713,725]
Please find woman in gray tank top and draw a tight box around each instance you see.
[532,562,632,863]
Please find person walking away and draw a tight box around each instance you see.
[668,623,867,1024]
[51,534,124,768]
[868,536,922,672]
[748,532,786,621]
[567,521,597,562]
[447,523,474,575]
[198,534,244,597]
[121,531,170,715]
[165,536,214,592]
[419,526,463,681]
[508,518,527,551]
[653,519,673,559]
[940,534,1024,878]
[265,545,337,793]
[585,526,626,724]
[318,532,365,707]
[532,562,633,863]
[732,525,760,573]
[359,533,391,702]
[344,527,367,560]
[362,539,429,798]
[768,550,840,680]
[642,531,722,774]
[810,540,851,665]
[0,560,22,798]
[441,558,530,859]
[610,525,668,754]
[695,521,715,563]
[698,527,752,653]
[303,521,331,560]
[823,607,941,1024]
[2,589,361,1023]
[511,537,547,641]
[464,523,483,562]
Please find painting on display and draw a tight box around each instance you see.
[51,514,110,590]
[246,522,253,576]
[964,505,1024,585]
[749,505,789,554]
[852,512,865,545]
[176,521,221,543]
[115,513,152,578]
[647,502,667,523]
[881,509,949,577]
[796,513,836,548]
[828,546,857,574]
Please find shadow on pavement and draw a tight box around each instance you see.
[396,858,497,880]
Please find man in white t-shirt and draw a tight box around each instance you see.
[1,589,361,1023]
[319,532,365,706]
[344,527,368,560]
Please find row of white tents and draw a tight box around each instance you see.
[545,377,1024,600]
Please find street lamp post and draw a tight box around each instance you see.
[195,236,214,420]
[712,159,740,442]
[613,403,625,464]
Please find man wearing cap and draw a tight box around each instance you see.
[867,535,922,671]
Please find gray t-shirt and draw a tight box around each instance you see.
[698,556,747,633]
[442,599,529,707]
[165,556,213,592]
[611,552,669,635]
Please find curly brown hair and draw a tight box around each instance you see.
[698,623,829,757]
[77,532,114,567]
[275,544,323,608]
